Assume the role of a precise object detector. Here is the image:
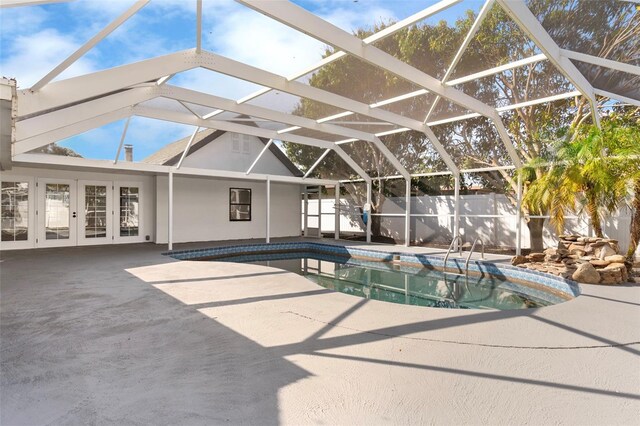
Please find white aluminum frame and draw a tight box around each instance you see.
[5,0,638,253]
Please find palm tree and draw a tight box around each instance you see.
[522,113,640,259]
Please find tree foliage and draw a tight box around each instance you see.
[285,0,639,246]
[523,111,640,257]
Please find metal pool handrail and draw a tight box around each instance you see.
[464,237,485,277]
[443,235,463,272]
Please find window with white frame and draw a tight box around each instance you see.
[229,188,251,221]
[1,181,29,242]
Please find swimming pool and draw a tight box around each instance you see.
[166,242,581,310]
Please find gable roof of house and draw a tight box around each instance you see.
[142,128,303,177]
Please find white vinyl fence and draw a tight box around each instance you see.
[304,194,638,256]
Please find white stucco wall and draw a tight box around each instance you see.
[155,175,301,244]
[180,133,294,176]
[0,166,156,249]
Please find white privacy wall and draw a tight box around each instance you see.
[308,194,638,255]
[156,175,301,244]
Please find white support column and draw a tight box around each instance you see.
[516,173,523,256]
[168,170,174,251]
[303,186,309,237]
[317,186,322,238]
[405,178,411,247]
[334,183,340,240]
[366,182,372,243]
[266,176,271,243]
[453,175,460,248]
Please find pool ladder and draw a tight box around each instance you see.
[443,236,485,277]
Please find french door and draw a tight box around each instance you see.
[77,180,113,245]
[34,179,143,247]
[37,179,77,247]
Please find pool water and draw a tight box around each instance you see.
[215,252,562,310]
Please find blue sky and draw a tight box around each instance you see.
[0,0,483,161]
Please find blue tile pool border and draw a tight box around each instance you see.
[163,242,581,300]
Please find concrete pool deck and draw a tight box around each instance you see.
[1,238,639,425]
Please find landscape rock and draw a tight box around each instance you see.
[528,253,546,262]
[604,255,626,263]
[597,244,617,259]
[517,235,628,285]
[572,263,601,284]
[511,255,528,266]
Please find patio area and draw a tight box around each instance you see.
[2,240,638,425]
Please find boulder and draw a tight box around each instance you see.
[589,259,610,268]
[568,243,586,252]
[545,255,562,263]
[528,253,546,262]
[511,255,528,266]
[572,263,601,284]
[604,255,626,263]
[604,263,628,282]
[597,244,617,259]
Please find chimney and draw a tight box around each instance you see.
[124,144,133,162]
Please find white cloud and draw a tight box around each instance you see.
[0,6,48,35]
[203,5,327,77]
[0,29,97,88]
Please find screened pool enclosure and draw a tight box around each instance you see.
[1,0,638,251]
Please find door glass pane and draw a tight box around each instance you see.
[84,185,107,239]
[1,181,29,242]
[45,183,70,240]
[120,187,139,237]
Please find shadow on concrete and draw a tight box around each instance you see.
[311,352,640,400]
[580,293,640,307]
[2,242,639,426]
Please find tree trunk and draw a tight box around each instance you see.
[371,214,382,237]
[586,196,604,238]
[527,217,546,252]
[627,179,640,261]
